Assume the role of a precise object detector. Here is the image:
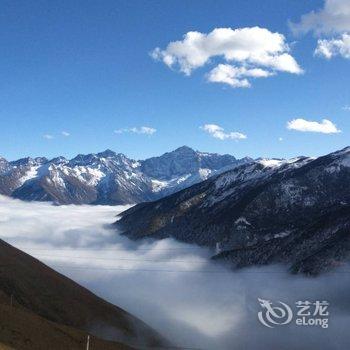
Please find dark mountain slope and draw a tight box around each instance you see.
[0,239,166,348]
[116,147,350,274]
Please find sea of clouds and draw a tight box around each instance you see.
[0,195,349,350]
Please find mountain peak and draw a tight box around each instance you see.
[10,157,32,166]
[140,146,240,180]
[173,145,195,153]
[96,149,117,158]
[34,157,48,164]
[49,156,68,165]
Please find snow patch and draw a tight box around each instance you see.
[198,168,212,179]
[273,231,291,238]
[234,217,252,226]
[151,179,169,192]
[68,166,106,186]
[19,166,40,184]
[258,159,285,168]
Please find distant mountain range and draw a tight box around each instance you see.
[0,146,251,204]
[116,147,350,274]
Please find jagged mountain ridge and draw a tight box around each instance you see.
[0,146,250,205]
[115,147,350,274]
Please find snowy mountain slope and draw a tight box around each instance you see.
[0,147,250,204]
[116,147,350,274]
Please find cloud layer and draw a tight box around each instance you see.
[152,27,302,87]
[114,126,157,135]
[0,195,349,349]
[43,131,71,139]
[201,124,247,140]
[287,118,341,134]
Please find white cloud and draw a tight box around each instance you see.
[207,64,273,88]
[291,1,350,60]
[315,33,350,58]
[151,27,302,87]
[44,132,71,139]
[287,118,341,134]
[201,124,247,140]
[278,137,283,142]
[343,105,350,111]
[114,126,157,135]
[290,0,350,36]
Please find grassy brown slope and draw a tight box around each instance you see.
[0,302,135,350]
[0,239,166,348]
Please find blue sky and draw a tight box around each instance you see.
[1,0,350,161]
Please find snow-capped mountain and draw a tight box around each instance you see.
[141,146,251,196]
[116,146,350,274]
[0,146,249,204]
